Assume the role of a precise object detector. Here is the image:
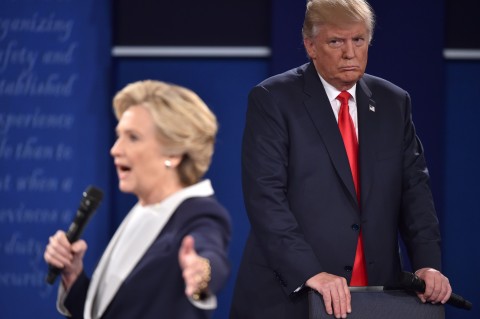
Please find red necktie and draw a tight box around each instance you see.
[337,91,368,286]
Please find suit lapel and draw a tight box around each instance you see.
[356,77,377,210]
[302,63,358,206]
[86,205,172,319]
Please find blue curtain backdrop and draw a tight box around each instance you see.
[0,1,112,318]
[444,61,480,319]
[0,1,479,319]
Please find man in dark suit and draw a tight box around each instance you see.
[230,0,451,318]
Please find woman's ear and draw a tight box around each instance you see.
[165,154,182,169]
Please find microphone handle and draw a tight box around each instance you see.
[446,292,472,310]
[45,264,63,285]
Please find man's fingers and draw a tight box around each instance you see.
[307,273,351,318]
[319,279,349,318]
[441,283,452,304]
[330,288,343,318]
[430,274,451,304]
[416,268,452,304]
[333,279,348,318]
[429,277,442,303]
[321,291,333,315]
[423,277,435,301]
[343,280,352,313]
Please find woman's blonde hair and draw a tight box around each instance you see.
[113,80,218,186]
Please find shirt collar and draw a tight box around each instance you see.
[317,73,357,103]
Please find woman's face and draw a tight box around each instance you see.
[110,105,174,203]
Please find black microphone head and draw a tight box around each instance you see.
[66,185,104,243]
[81,185,104,211]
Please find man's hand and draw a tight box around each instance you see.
[306,272,351,318]
[415,268,452,304]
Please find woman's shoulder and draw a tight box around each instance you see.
[177,196,228,216]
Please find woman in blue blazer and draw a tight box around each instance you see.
[44,80,231,319]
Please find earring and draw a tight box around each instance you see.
[164,159,172,168]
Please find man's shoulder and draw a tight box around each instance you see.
[256,63,310,89]
[361,73,407,95]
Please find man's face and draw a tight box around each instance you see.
[304,22,369,91]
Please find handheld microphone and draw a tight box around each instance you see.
[397,271,472,310]
[45,185,104,285]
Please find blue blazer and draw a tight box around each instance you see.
[65,196,231,319]
[230,63,442,318]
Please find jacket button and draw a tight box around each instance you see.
[344,266,352,272]
[351,224,360,231]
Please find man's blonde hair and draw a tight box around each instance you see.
[302,0,375,42]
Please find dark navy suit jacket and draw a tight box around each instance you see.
[230,63,442,318]
[64,196,231,319]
